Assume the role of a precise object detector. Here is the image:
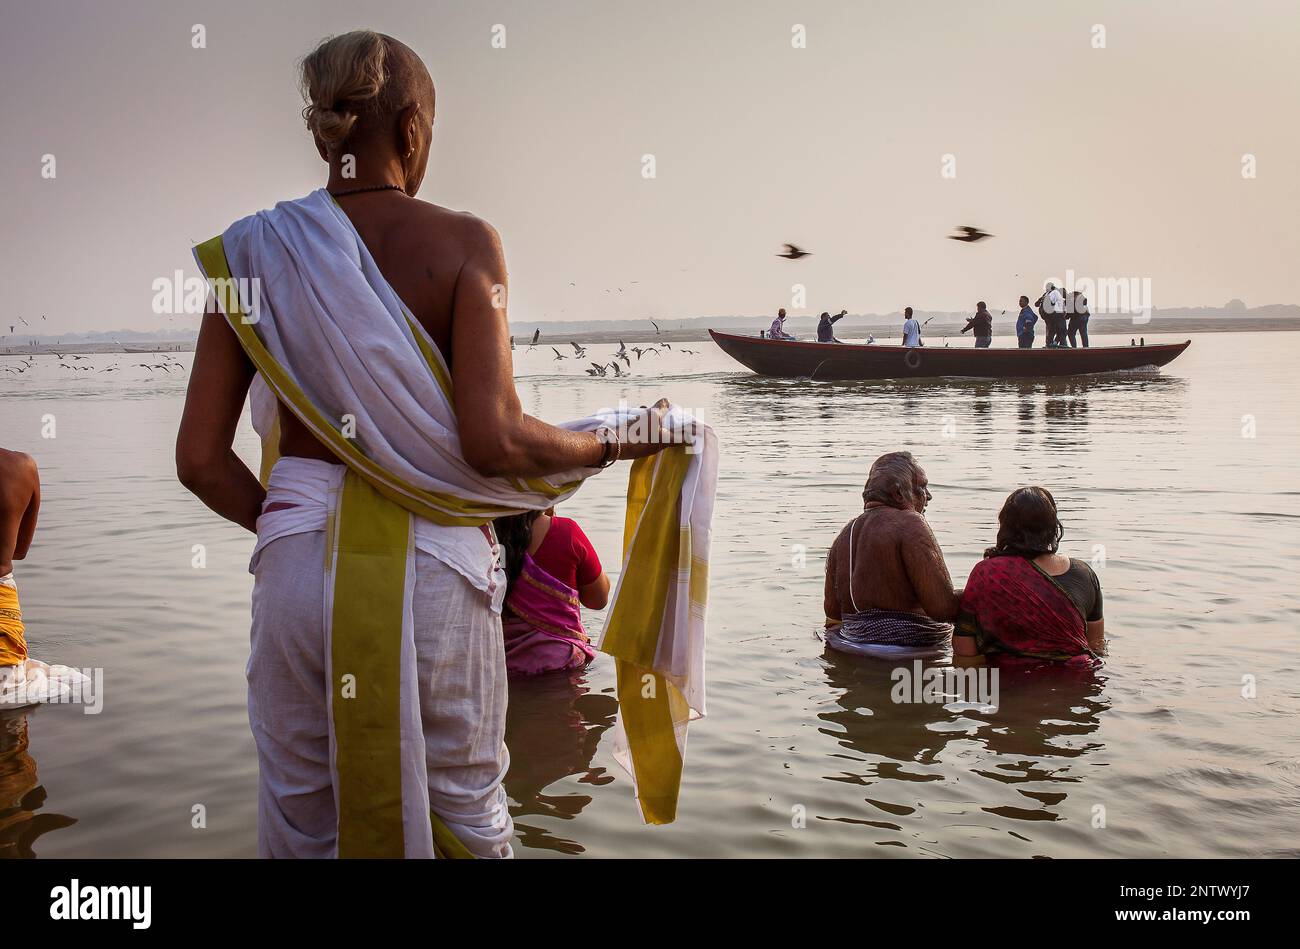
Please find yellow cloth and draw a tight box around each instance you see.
[0,583,27,667]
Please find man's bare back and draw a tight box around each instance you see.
[0,448,40,577]
[276,192,498,464]
[823,453,959,624]
[826,506,958,621]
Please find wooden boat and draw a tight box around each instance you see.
[708,330,1190,380]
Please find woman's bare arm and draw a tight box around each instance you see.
[176,311,264,533]
[1086,619,1105,649]
[579,573,611,611]
[450,219,669,477]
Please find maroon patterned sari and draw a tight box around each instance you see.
[957,556,1098,665]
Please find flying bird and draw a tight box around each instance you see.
[948,225,993,243]
[650,321,660,335]
[569,341,587,357]
[528,328,541,348]
[550,347,567,361]
[777,243,811,259]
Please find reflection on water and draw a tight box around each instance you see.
[816,650,1109,851]
[0,710,77,858]
[504,669,619,855]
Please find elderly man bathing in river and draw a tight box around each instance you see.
[823,452,959,656]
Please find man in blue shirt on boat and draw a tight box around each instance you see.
[1015,295,1037,348]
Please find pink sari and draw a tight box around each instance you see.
[503,553,597,677]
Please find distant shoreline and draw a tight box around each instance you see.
[5,316,1296,356]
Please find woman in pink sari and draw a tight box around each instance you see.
[494,509,610,677]
[955,487,1105,666]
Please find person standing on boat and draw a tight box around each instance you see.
[1066,291,1091,348]
[817,309,848,343]
[1015,295,1037,348]
[961,302,993,348]
[901,307,922,347]
[1036,282,1066,347]
[769,308,797,341]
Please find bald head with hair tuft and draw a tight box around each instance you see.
[299,31,435,151]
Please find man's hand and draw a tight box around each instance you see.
[619,398,683,461]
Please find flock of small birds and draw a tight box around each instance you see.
[1,350,188,377]
[509,321,700,377]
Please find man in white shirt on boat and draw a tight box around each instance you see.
[901,307,922,347]
[1037,282,1066,347]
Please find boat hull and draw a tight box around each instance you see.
[708,331,1191,380]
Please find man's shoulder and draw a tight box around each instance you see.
[0,448,36,471]
[0,449,37,486]
[408,201,496,238]
[887,507,932,538]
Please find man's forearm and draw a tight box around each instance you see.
[183,453,265,533]
[483,414,603,478]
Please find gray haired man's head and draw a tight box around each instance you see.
[862,451,930,513]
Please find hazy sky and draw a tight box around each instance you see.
[2,0,1297,336]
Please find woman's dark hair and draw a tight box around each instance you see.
[984,486,1064,559]
[494,510,544,597]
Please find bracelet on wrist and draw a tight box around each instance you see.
[595,427,621,468]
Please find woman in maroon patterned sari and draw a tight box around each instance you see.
[955,487,1105,666]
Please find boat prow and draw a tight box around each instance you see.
[707,330,1191,380]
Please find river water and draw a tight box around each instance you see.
[2,330,1297,858]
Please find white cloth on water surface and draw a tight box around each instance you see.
[0,659,91,708]
[0,573,90,709]
[248,530,513,858]
[253,456,508,615]
[196,188,717,842]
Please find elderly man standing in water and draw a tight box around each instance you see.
[823,452,959,655]
[176,31,674,860]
